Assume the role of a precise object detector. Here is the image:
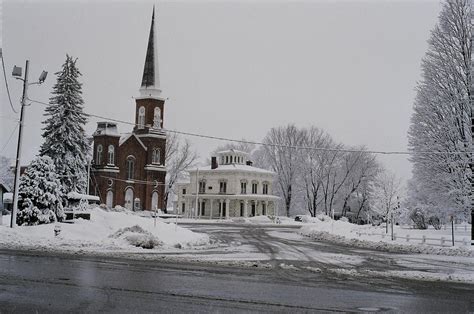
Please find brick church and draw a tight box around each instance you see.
[90,8,166,211]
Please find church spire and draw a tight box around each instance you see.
[140,6,162,98]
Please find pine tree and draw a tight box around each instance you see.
[40,55,90,194]
[17,156,63,225]
[408,0,471,221]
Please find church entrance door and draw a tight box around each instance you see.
[125,188,134,210]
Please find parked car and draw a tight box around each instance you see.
[294,215,303,222]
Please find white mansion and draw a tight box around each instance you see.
[176,149,280,219]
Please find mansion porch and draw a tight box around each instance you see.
[179,194,279,219]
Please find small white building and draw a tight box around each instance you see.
[177,149,279,219]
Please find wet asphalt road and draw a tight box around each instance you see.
[0,223,473,313]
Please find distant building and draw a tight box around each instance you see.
[89,8,166,211]
[176,149,280,219]
[0,181,11,211]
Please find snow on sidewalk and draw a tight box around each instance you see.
[299,215,473,257]
[0,207,210,253]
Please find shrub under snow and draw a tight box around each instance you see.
[110,225,163,249]
[17,156,64,225]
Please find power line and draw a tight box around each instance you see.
[26,97,472,156]
[0,48,18,114]
[0,115,19,122]
[0,123,19,154]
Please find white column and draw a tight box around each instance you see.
[225,199,230,219]
[210,199,213,219]
[265,200,268,216]
[197,198,201,219]
[244,200,248,217]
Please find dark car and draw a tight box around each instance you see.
[294,215,303,222]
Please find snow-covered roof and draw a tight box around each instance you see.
[216,149,248,156]
[93,122,120,137]
[0,181,11,192]
[67,192,100,201]
[189,164,274,175]
[3,192,13,203]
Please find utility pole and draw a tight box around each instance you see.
[10,60,48,228]
[10,60,29,228]
[471,8,474,246]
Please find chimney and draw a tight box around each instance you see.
[246,160,253,166]
[211,156,218,169]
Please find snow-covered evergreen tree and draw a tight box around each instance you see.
[408,0,471,221]
[17,156,63,225]
[40,55,89,194]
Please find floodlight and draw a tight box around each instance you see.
[38,71,48,83]
[12,66,22,78]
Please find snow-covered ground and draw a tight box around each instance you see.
[177,215,301,225]
[299,215,473,257]
[0,207,210,253]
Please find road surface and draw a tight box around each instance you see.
[0,249,473,313]
[0,223,473,312]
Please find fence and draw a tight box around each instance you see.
[354,229,470,247]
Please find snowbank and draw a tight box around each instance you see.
[299,217,473,257]
[0,207,210,253]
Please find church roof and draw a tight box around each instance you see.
[119,133,148,151]
[139,6,162,98]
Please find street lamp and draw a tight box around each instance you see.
[10,60,48,228]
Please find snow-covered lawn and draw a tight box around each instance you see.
[0,207,210,253]
[178,215,302,225]
[299,215,473,257]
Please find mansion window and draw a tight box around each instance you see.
[126,156,135,180]
[240,181,247,194]
[252,182,258,194]
[96,144,103,165]
[199,180,206,194]
[138,106,145,129]
[107,145,115,165]
[182,188,186,195]
[152,148,161,164]
[263,182,269,195]
[219,181,227,194]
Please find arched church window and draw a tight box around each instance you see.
[152,148,160,164]
[107,145,115,165]
[96,145,103,165]
[153,107,161,129]
[138,106,145,129]
[126,156,135,180]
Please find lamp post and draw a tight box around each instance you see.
[10,60,47,228]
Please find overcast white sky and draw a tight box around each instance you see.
[1,0,441,184]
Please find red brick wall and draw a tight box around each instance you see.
[90,97,167,211]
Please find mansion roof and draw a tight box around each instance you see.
[189,163,275,175]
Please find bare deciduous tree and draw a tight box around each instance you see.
[164,133,198,212]
[261,125,305,217]
[408,0,471,220]
[372,171,401,231]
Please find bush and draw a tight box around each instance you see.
[428,216,442,230]
[16,205,56,226]
[110,225,162,249]
[17,156,63,225]
[409,208,427,229]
